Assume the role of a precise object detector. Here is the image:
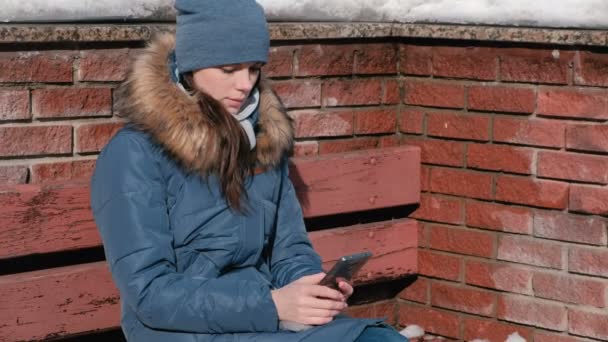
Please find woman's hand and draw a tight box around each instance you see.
[271,273,347,326]
[337,280,354,300]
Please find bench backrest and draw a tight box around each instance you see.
[0,146,420,341]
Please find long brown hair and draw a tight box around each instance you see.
[183,73,255,213]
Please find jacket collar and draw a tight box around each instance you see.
[115,33,294,174]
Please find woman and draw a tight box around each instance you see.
[90,0,408,341]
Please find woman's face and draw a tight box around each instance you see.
[192,62,262,115]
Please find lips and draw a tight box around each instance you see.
[226,98,244,108]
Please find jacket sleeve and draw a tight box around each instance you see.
[270,161,324,288]
[90,133,279,334]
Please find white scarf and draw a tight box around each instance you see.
[232,88,259,151]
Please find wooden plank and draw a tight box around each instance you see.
[311,219,418,283]
[0,146,420,261]
[0,219,417,341]
[0,182,99,260]
[291,146,420,218]
[0,261,120,341]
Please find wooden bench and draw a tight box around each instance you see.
[0,145,420,341]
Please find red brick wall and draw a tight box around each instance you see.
[1,38,607,341]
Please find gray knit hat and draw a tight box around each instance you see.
[174,0,270,73]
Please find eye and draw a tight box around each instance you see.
[220,65,239,74]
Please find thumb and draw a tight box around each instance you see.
[294,272,326,284]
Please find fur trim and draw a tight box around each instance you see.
[115,33,293,174]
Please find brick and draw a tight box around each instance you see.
[466,201,533,234]
[293,141,318,157]
[495,175,568,209]
[355,44,397,75]
[468,85,535,114]
[0,51,73,83]
[76,122,123,153]
[400,45,432,75]
[569,246,608,278]
[535,331,596,342]
[402,138,464,167]
[0,89,30,121]
[431,282,496,316]
[430,168,493,200]
[0,165,28,185]
[463,317,533,342]
[418,250,461,281]
[432,46,497,80]
[264,46,294,77]
[272,80,321,108]
[318,137,378,154]
[404,80,465,108]
[493,117,565,148]
[411,194,463,225]
[533,272,607,307]
[418,223,428,248]
[500,48,573,84]
[465,260,533,295]
[569,309,608,340]
[538,88,608,120]
[566,124,608,153]
[346,300,396,324]
[420,166,430,192]
[354,108,397,134]
[575,51,608,87]
[322,79,382,107]
[497,235,563,269]
[398,277,428,304]
[32,88,112,118]
[398,304,460,339]
[379,135,400,148]
[427,112,490,141]
[468,143,533,174]
[383,80,400,104]
[373,300,397,325]
[290,110,353,138]
[534,211,607,246]
[0,126,72,157]
[538,151,608,185]
[31,160,96,183]
[296,44,355,76]
[399,109,424,134]
[429,225,495,258]
[569,185,608,216]
[79,49,130,82]
[497,294,567,331]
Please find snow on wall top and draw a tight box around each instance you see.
[3,0,608,29]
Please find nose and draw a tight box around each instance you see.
[234,68,255,94]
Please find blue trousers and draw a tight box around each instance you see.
[355,326,409,342]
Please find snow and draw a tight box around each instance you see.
[260,0,608,29]
[505,332,527,342]
[2,0,608,29]
[2,0,175,22]
[400,324,425,339]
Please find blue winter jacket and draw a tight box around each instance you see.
[90,34,383,341]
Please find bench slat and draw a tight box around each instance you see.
[292,146,420,218]
[0,146,420,261]
[0,219,417,341]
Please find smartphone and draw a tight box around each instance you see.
[319,251,372,290]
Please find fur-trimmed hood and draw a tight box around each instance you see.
[115,34,293,174]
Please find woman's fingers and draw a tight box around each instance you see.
[299,295,347,311]
[307,284,345,301]
[338,280,354,297]
[293,272,326,284]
